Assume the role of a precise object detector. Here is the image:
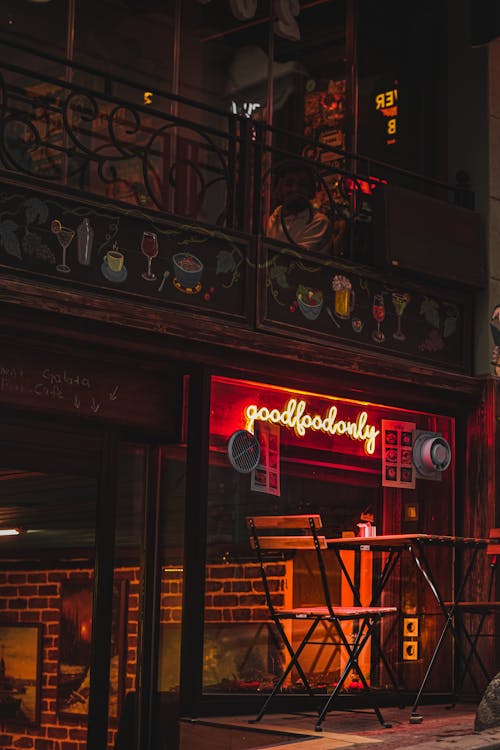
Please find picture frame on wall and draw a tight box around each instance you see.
[0,622,42,725]
[57,578,128,720]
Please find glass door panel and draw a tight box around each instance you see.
[108,443,147,750]
[0,417,101,749]
[111,443,186,750]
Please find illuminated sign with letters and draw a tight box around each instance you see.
[244,398,380,455]
[374,84,398,145]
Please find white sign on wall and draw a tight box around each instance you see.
[251,422,281,496]
[381,419,416,489]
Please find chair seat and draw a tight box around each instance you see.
[277,606,397,619]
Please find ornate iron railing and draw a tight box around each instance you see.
[0,34,474,252]
[0,35,249,232]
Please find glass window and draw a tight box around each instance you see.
[112,441,187,750]
[0,0,69,56]
[109,443,147,749]
[0,419,101,747]
[74,0,174,96]
[272,1,347,140]
[356,0,446,179]
[180,0,269,115]
[202,376,455,697]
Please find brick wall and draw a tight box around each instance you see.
[160,561,290,625]
[0,562,289,749]
[204,562,291,623]
[0,567,139,750]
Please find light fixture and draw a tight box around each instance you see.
[0,528,23,537]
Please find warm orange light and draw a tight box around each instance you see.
[374,85,398,145]
[209,376,450,464]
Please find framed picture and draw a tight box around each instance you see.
[58,578,128,720]
[0,622,42,725]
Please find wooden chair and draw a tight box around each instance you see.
[246,514,397,731]
[451,529,500,695]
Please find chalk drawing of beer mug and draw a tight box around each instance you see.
[332,274,355,319]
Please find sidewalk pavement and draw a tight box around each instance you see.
[184,704,500,750]
[334,705,500,750]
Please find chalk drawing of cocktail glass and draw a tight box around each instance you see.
[371,293,385,343]
[51,220,75,274]
[332,274,355,319]
[392,292,410,341]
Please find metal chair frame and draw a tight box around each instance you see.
[246,514,397,731]
[451,529,500,696]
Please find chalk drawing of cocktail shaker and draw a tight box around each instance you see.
[77,218,94,266]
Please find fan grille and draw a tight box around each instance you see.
[227,430,261,474]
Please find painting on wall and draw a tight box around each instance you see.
[0,622,42,725]
[57,578,128,720]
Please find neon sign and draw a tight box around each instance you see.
[244,398,380,455]
[374,85,398,145]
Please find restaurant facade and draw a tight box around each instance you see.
[0,2,497,749]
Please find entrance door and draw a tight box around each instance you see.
[0,415,106,747]
[0,416,186,750]
[113,443,187,750]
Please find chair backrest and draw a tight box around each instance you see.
[246,514,332,615]
[248,514,326,550]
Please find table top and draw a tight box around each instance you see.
[326,533,489,549]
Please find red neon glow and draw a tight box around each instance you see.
[209,376,454,471]
[343,176,387,196]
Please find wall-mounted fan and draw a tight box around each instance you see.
[413,430,452,480]
[227,430,260,474]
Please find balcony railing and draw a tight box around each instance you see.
[0,34,483,376]
[0,34,476,262]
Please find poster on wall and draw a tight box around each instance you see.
[57,579,128,720]
[381,419,416,489]
[251,422,281,496]
[0,623,42,725]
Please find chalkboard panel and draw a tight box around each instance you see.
[0,180,252,324]
[0,345,181,435]
[258,241,470,372]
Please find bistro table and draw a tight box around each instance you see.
[326,533,489,722]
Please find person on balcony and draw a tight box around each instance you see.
[267,162,334,254]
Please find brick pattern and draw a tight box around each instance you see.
[204,563,289,623]
[0,562,287,749]
[0,568,139,750]
[159,563,288,625]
